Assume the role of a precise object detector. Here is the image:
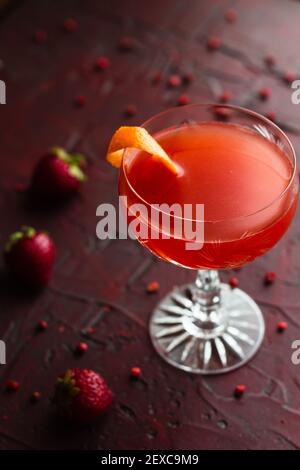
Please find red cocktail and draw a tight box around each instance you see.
[120,121,297,269]
[115,104,298,374]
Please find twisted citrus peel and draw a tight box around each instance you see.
[106,126,178,175]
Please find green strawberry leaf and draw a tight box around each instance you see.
[69,164,87,182]
[5,226,36,252]
[51,147,69,161]
[69,153,86,167]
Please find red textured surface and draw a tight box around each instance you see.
[0,0,300,450]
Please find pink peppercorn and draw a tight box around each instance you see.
[6,380,20,392]
[283,71,296,84]
[118,36,135,51]
[37,320,48,331]
[124,104,137,117]
[265,111,276,122]
[182,72,195,84]
[31,391,42,402]
[76,342,89,354]
[234,384,246,397]
[277,321,288,332]
[168,74,182,87]
[218,90,233,103]
[177,94,191,106]
[63,18,78,32]
[207,36,222,51]
[146,281,160,293]
[131,367,141,378]
[86,326,96,335]
[264,54,276,67]
[264,271,277,285]
[224,8,238,23]
[229,277,239,288]
[152,71,163,84]
[214,106,231,120]
[258,87,271,100]
[95,56,110,71]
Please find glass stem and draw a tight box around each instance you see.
[192,270,223,327]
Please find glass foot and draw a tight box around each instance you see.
[149,283,265,374]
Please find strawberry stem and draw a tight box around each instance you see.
[21,226,36,238]
[51,147,86,166]
[69,153,86,167]
[51,147,87,182]
[55,369,80,410]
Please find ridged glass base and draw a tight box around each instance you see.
[149,282,265,374]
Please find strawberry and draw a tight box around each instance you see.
[54,368,112,422]
[4,226,55,288]
[30,147,86,201]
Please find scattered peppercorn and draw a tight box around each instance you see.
[118,36,135,52]
[264,54,276,67]
[182,72,195,84]
[63,18,78,32]
[102,305,111,314]
[264,271,277,285]
[207,36,222,51]
[265,111,276,122]
[177,94,191,106]
[152,71,162,84]
[234,384,246,398]
[6,380,20,392]
[167,74,182,88]
[76,342,89,354]
[224,8,238,23]
[258,87,271,100]
[124,104,137,117]
[147,281,160,293]
[214,106,231,120]
[94,56,110,71]
[37,319,48,331]
[218,90,233,103]
[86,326,96,335]
[229,277,239,288]
[31,391,42,403]
[283,71,296,84]
[131,367,141,378]
[277,321,288,332]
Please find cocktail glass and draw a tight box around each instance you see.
[119,104,298,374]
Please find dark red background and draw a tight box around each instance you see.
[0,0,300,450]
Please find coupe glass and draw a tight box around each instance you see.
[119,104,298,374]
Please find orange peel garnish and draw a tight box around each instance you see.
[106,126,178,174]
